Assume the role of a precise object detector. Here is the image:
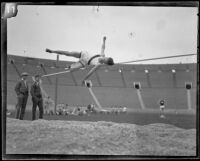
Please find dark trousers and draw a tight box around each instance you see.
[15,95,28,120]
[32,97,43,120]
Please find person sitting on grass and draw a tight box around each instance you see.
[56,103,65,115]
[72,107,81,115]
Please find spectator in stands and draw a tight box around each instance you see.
[14,72,29,120]
[30,74,43,120]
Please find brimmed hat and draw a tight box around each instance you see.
[21,72,29,77]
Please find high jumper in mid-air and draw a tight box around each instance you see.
[45,36,114,84]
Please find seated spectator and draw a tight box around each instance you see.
[122,106,127,113]
[63,106,73,115]
[62,104,69,115]
[43,96,54,115]
[86,104,98,114]
[56,103,65,115]
[72,107,81,115]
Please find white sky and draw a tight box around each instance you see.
[7,5,198,64]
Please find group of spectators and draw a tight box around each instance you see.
[54,104,97,116]
[13,72,129,120]
[13,71,166,120]
[54,104,128,116]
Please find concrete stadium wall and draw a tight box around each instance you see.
[7,81,141,108]
[6,55,197,110]
[7,80,196,110]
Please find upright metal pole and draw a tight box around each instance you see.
[54,55,59,114]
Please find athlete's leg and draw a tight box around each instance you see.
[46,48,81,58]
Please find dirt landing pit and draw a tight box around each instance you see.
[6,118,196,155]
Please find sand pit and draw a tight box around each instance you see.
[6,118,196,156]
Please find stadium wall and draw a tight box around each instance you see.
[6,55,197,110]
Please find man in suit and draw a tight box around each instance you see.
[15,72,29,120]
[30,74,44,120]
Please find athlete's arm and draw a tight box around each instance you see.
[82,64,101,85]
[100,36,106,57]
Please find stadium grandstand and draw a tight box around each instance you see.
[7,54,197,111]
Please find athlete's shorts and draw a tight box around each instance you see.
[79,51,91,66]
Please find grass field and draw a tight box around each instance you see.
[7,105,196,129]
